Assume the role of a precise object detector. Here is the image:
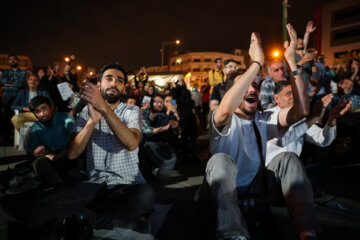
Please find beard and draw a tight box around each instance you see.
[101,87,121,103]
[9,62,18,68]
[241,107,256,116]
[239,102,257,116]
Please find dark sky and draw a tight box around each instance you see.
[0,0,333,71]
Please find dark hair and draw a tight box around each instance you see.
[123,95,136,103]
[29,96,52,112]
[97,63,128,84]
[214,58,222,63]
[274,80,291,94]
[8,54,19,61]
[338,77,353,85]
[27,74,39,81]
[164,94,173,99]
[224,69,246,91]
[150,93,164,112]
[224,59,239,66]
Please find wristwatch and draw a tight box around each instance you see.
[290,67,302,76]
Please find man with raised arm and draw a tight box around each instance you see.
[67,63,155,232]
[266,81,351,166]
[195,24,320,240]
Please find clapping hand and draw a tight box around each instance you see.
[249,32,264,66]
[284,23,297,68]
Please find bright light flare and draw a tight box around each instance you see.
[175,40,180,44]
[77,65,82,71]
[273,51,280,57]
[65,57,70,62]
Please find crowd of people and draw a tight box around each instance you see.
[0,20,359,240]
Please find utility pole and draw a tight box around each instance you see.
[283,0,289,43]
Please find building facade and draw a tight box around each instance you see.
[316,0,360,64]
[168,51,246,85]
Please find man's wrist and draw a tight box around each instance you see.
[288,62,298,71]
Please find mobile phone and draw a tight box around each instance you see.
[88,78,98,84]
[170,99,176,105]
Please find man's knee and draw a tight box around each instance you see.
[268,152,304,172]
[206,153,237,183]
[11,115,22,130]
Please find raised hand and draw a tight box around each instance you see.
[329,100,352,120]
[284,23,298,67]
[249,32,264,65]
[306,21,317,33]
[80,82,108,114]
[88,103,102,124]
[311,94,332,122]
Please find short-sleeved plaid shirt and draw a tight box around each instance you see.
[72,102,145,186]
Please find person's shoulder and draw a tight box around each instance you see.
[116,102,139,114]
[30,120,43,133]
[256,110,274,121]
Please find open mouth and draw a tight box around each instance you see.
[245,96,257,104]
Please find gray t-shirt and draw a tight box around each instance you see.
[209,110,278,187]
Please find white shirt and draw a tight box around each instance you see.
[265,106,337,166]
[28,91,37,104]
[209,110,279,187]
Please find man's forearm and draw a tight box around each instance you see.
[214,63,260,126]
[291,69,310,120]
[102,108,140,151]
[68,121,96,160]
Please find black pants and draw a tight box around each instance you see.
[29,182,155,230]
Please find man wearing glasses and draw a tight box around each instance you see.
[210,59,240,111]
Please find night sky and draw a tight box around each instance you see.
[0,0,333,71]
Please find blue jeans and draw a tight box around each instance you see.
[200,152,320,239]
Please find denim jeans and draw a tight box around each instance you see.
[201,152,320,239]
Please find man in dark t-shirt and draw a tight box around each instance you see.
[210,59,242,111]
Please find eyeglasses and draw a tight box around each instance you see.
[154,100,164,104]
[225,65,238,70]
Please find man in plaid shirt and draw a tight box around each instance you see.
[259,60,287,110]
[67,63,155,233]
[1,54,26,139]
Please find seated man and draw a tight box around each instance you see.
[67,63,155,232]
[11,74,53,132]
[328,77,360,153]
[27,96,74,186]
[195,25,320,240]
[330,78,360,109]
[266,80,351,166]
[141,94,181,176]
[259,59,287,110]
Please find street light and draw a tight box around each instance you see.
[161,39,181,67]
[64,57,70,62]
[77,65,82,71]
[273,51,280,57]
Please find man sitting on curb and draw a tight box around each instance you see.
[27,95,74,186]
